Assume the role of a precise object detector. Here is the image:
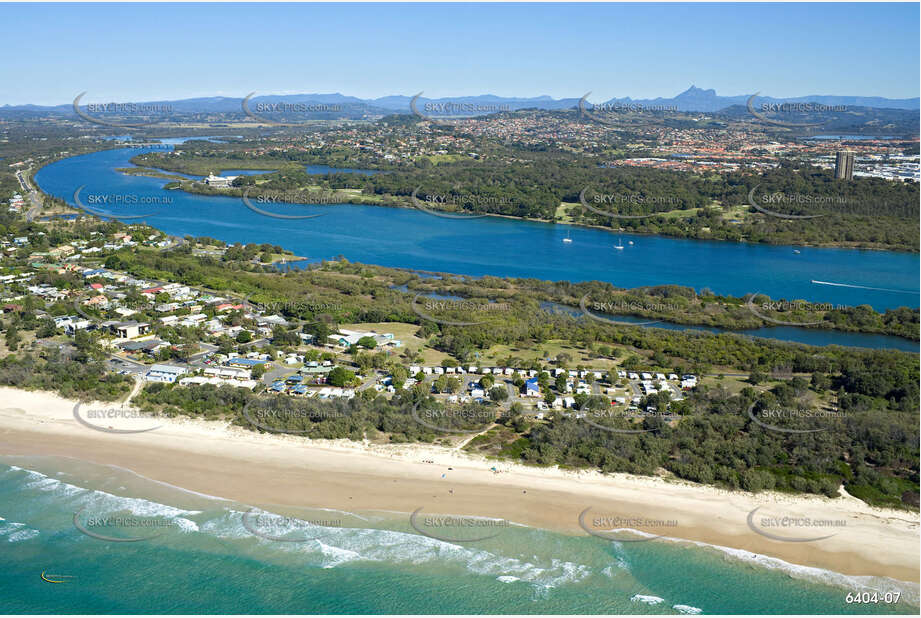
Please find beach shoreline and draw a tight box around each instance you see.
[1,386,918,587]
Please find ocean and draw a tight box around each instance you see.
[1,458,916,614]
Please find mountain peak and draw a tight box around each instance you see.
[677,85,717,98]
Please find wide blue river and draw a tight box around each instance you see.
[34,141,920,351]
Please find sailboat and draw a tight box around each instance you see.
[614,237,624,250]
[627,240,634,245]
[562,229,572,243]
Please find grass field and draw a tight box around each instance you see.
[336,321,455,365]
[477,340,622,371]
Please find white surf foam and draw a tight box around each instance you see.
[621,529,919,607]
[1,520,39,542]
[314,540,363,568]
[208,506,592,590]
[6,528,40,542]
[172,517,200,533]
[631,594,664,605]
[7,464,204,539]
[673,604,702,614]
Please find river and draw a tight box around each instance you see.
[34,142,920,352]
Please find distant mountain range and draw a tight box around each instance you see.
[599,85,919,112]
[2,86,918,115]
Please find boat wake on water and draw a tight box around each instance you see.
[811,280,919,295]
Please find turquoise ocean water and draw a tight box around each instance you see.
[1,458,917,614]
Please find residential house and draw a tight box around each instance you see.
[145,364,187,383]
[523,377,541,398]
[111,321,151,339]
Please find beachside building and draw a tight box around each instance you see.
[204,366,252,381]
[180,376,257,390]
[145,364,187,383]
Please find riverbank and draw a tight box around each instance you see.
[170,177,919,253]
[33,145,921,313]
[1,386,917,586]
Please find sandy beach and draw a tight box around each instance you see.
[1,386,917,585]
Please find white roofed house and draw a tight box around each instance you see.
[326,328,399,348]
[202,173,238,188]
[180,376,255,389]
[54,315,92,334]
[203,318,224,332]
[328,332,362,347]
[179,313,208,327]
[114,307,137,318]
[145,364,187,383]
[258,315,290,328]
[204,366,252,381]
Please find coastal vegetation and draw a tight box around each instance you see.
[3,234,915,508]
[1,114,918,513]
[132,139,920,251]
[104,242,921,341]
[128,353,919,510]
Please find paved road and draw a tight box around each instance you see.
[106,355,147,374]
[15,168,43,221]
[261,365,290,385]
[188,342,218,363]
[357,372,381,392]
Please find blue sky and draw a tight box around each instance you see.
[1,2,918,105]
